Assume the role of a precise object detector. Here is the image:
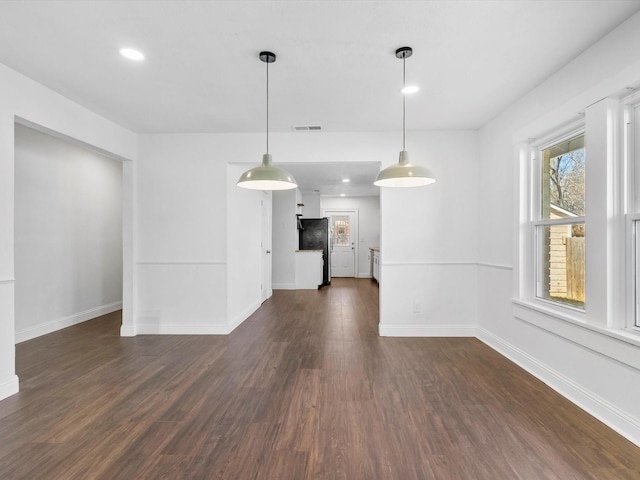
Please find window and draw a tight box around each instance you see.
[515,93,640,369]
[517,94,640,343]
[332,215,350,246]
[535,134,586,309]
[626,94,640,328]
[635,220,640,327]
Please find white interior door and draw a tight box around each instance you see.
[261,191,272,302]
[325,210,357,278]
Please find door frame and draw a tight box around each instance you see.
[261,191,273,303]
[322,208,359,278]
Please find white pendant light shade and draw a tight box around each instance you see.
[375,46,436,188]
[237,154,297,190]
[374,151,435,187]
[237,51,297,191]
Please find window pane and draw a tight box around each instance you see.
[332,215,350,246]
[634,105,640,212]
[636,221,640,327]
[537,223,585,309]
[541,135,585,219]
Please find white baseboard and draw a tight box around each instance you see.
[272,283,296,290]
[379,324,476,337]
[0,374,19,401]
[356,273,373,279]
[477,327,640,448]
[16,301,123,343]
[128,301,261,336]
[135,323,231,335]
[228,302,261,333]
[120,324,137,337]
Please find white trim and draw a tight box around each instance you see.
[0,278,15,285]
[379,324,476,337]
[516,122,587,309]
[137,261,226,265]
[634,218,640,329]
[120,324,137,337]
[356,273,373,279]
[0,375,19,402]
[382,261,477,267]
[627,100,640,330]
[532,217,585,227]
[477,262,513,271]
[513,300,640,369]
[133,301,263,337]
[323,208,359,278]
[514,142,532,300]
[521,117,586,151]
[15,301,123,343]
[135,323,231,335]
[228,301,261,333]
[272,283,296,290]
[608,99,626,331]
[381,261,512,270]
[477,327,640,448]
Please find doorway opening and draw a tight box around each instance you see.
[14,123,124,343]
[323,209,358,278]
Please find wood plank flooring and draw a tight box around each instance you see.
[1,278,639,479]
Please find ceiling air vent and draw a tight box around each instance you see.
[292,125,323,131]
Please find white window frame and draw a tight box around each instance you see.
[531,130,586,312]
[517,119,587,321]
[633,217,640,328]
[624,92,640,331]
[514,97,640,370]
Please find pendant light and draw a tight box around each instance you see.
[374,47,436,188]
[237,51,297,190]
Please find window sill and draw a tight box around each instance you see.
[513,299,640,371]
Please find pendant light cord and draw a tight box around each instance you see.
[402,54,407,151]
[266,58,270,154]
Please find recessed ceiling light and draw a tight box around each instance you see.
[342,178,350,183]
[401,85,419,94]
[340,193,346,197]
[120,48,145,61]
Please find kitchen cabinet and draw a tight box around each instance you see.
[295,250,323,289]
[370,247,380,283]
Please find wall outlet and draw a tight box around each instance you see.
[413,302,422,314]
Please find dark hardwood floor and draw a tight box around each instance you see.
[1,278,639,479]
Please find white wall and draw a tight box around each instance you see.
[0,62,136,401]
[272,189,297,289]
[0,114,15,400]
[14,125,122,342]
[301,192,321,217]
[133,130,479,339]
[321,195,380,278]
[477,12,640,445]
[227,163,262,328]
[379,131,479,337]
[134,132,393,332]
[136,134,227,333]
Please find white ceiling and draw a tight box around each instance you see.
[284,162,381,197]
[1,0,639,195]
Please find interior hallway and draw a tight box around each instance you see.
[1,278,638,479]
